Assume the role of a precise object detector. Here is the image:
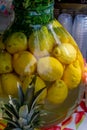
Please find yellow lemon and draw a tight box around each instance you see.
[0,51,12,74]
[47,79,68,104]
[13,51,37,76]
[63,60,82,89]
[6,32,27,54]
[28,26,55,59]
[1,73,22,97]
[52,19,62,28]
[22,75,47,102]
[37,57,64,81]
[53,43,77,64]
[52,21,70,43]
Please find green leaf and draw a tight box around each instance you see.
[18,117,27,128]
[17,84,24,106]
[19,105,28,118]
[31,87,47,109]
[9,96,20,115]
[27,105,40,123]
[2,104,18,121]
[23,0,31,8]
[24,86,34,111]
[2,117,18,127]
[24,76,36,110]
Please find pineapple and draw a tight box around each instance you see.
[1,76,47,130]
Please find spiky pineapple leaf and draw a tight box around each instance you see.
[26,105,40,124]
[24,76,36,110]
[18,117,28,128]
[1,104,18,121]
[24,85,34,111]
[1,75,48,130]
[9,96,20,115]
[3,117,18,127]
[31,87,47,109]
[17,84,24,106]
[19,105,28,119]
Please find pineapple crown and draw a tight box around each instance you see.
[1,76,47,130]
[12,0,54,10]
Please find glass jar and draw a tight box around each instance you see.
[0,0,85,128]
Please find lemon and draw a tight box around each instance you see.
[63,60,82,89]
[6,32,27,54]
[53,43,77,64]
[1,73,22,96]
[47,79,68,104]
[28,26,55,59]
[0,51,12,74]
[52,20,62,28]
[37,57,63,81]
[22,75,47,102]
[52,23,70,43]
[13,51,37,76]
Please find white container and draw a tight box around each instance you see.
[72,14,87,58]
[58,13,73,34]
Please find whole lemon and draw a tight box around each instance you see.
[0,51,12,74]
[63,60,81,89]
[53,43,77,64]
[52,20,62,28]
[50,20,70,43]
[6,32,27,54]
[37,57,63,81]
[47,79,68,104]
[1,73,22,96]
[28,26,55,59]
[13,51,37,76]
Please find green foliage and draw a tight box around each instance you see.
[13,0,54,9]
